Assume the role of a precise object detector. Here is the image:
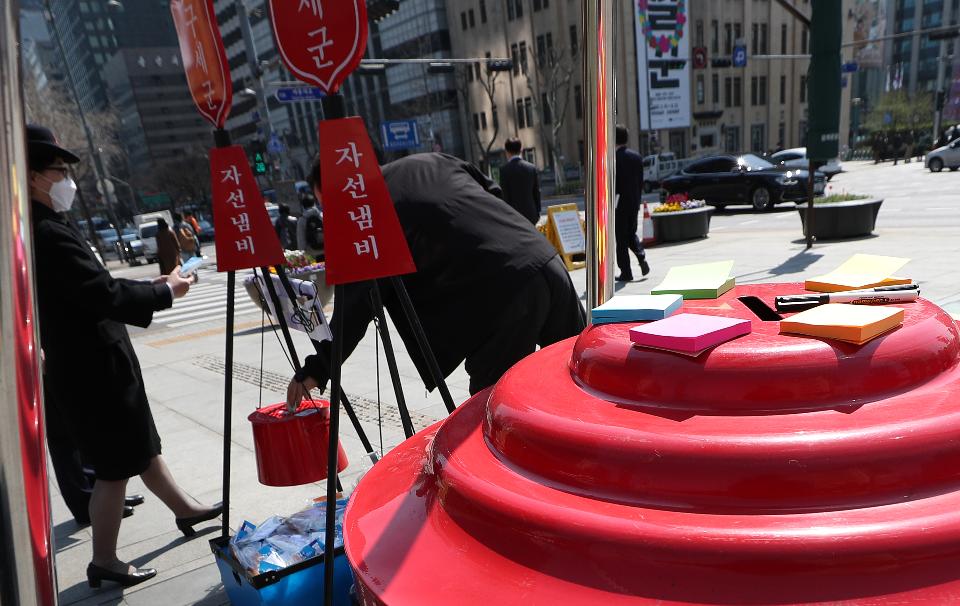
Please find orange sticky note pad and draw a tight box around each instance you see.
[779,303,904,345]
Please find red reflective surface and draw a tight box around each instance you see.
[13,192,54,604]
[345,284,960,604]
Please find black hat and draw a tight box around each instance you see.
[26,124,80,166]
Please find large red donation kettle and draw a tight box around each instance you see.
[344,283,960,604]
[249,400,348,487]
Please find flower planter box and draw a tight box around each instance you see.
[796,198,883,240]
[651,206,714,243]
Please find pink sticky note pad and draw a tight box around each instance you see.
[629,313,752,353]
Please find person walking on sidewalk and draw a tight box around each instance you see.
[614,125,650,282]
[286,152,586,404]
[498,137,542,224]
[296,193,324,259]
[27,124,222,589]
[172,212,199,262]
[155,217,180,276]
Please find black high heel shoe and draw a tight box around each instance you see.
[175,503,223,537]
[86,563,157,588]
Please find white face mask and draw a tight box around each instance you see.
[40,174,77,212]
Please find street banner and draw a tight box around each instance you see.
[319,117,415,285]
[255,273,332,342]
[634,0,691,130]
[209,146,285,271]
[171,0,232,128]
[268,0,368,94]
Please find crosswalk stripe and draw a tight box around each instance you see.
[167,306,262,328]
[158,300,259,323]
[155,297,248,319]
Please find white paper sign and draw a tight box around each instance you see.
[256,274,332,342]
[635,0,691,130]
[552,210,585,255]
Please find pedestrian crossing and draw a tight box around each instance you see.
[150,268,264,329]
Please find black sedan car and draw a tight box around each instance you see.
[662,154,826,211]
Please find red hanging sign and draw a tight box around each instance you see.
[320,117,416,285]
[209,146,285,271]
[267,0,368,93]
[171,0,232,128]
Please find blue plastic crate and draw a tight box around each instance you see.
[210,536,354,606]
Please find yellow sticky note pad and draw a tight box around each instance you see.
[780,303,904,345]
[805,254,911,293]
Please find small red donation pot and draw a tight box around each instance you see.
[344,283,960,604]
[249,399,348,487]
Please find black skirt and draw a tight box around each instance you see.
[45,337,161,481]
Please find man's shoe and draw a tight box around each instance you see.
[125,494,145,507]
[615,274,633,282]
[640,259,651,276]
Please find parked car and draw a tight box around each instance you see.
[769,147,843,180]
[925,138,960,172]
[197,219,215,243]
[661,153,827,211]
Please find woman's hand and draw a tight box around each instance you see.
[286,376,319,412]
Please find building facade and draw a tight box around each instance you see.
[102,47,213,170]
[448,0,859,172]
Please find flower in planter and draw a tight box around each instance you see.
[654,192,707,213]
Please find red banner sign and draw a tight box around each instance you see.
[268,0,368,93]
[319,117,415,285]
[210,146,285,271]
[171,0,232,127]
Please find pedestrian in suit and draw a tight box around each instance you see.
[286,152,586,405]
[27,125,222,589]
[498,138,542,224]
[614,125,651,282]
[155,217,180,276]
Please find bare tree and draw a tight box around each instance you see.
[22,71,123,186]
[525,43,575,188]
[457,62,506,174]
[133,145,211,209]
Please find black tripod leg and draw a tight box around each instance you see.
[369,281,416,439]
[258,267,301,369]
[389,276,457,414]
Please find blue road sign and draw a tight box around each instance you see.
[733,45,747,67]
[841,62,859,73]
[380,120,421,151]
[275,87,325,103]
[267,133,285,153]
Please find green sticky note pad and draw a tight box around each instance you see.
[651,260,735,300]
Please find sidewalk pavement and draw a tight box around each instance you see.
[53,162,960,604]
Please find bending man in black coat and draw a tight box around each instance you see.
[287,153,586,406]
[614,125,651,281]
[28,125,221,589]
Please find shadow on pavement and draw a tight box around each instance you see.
[789,234,879,245]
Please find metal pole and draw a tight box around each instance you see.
[933,3,954,141]
[236,0,279,180]
[0,1,57,603]
[583,0,616,313]
[213,128,234,540]
[805,159,815,250]
[43,0,127,262]
[320,92,346,606]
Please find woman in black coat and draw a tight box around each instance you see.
[27,125,222,589]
